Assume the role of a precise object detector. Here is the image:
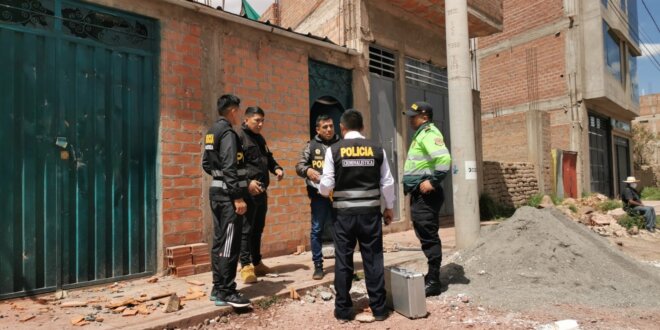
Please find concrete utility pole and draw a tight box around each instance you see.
[445,0,480,249]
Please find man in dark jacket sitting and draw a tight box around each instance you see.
[621,176,656,233]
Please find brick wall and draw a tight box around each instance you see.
[260,0,324,30]
[222,33,313,257]
[482,113,528,162]
[549,109,571,151]
[160,19,206,247]
[478,0,564,49]
[479,34,567,113]
[640,93,660,117]
[637,93,660,165]
[482,161,539,207]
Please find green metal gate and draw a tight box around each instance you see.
[0,0,158,299]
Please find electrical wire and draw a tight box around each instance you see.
[640,0,660,34]
[608,0,660,72]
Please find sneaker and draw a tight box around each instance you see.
[240,264,258,284]
[209,287,219,301]
[253,262,272,276]
[374,311,390,321]
[312,265,324,280]
[216,291,251,308]
[425,281,442,297]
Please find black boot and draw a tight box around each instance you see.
[425,265,442,297]
[425,280,442,297]
[312,264,324,280]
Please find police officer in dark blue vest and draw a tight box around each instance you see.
[319,109,395,321]
[202,94,250,308]
[295,115,340,280]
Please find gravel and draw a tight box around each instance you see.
[436,207,660,310]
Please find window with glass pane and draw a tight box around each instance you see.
[603,21,622,82]
[602,0,608,7]
[629,52,639,103]
[620,0,626,11]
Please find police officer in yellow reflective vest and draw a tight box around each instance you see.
[202,94,250,308]
[402,101,451,297]
[319,109,395,322]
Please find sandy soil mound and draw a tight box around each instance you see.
[441,207,660,310]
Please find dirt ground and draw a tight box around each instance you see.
[2,201,658,330]
[189,205,660,330]
[190,283,660,330]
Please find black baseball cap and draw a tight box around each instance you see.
[403,101,433,117]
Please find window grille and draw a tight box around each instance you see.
[404,57,447,89]
[369,46,396,79]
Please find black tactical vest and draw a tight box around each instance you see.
[207,120,248,201]
[331,138,384,215]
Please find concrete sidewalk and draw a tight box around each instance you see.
[0,225,470,330]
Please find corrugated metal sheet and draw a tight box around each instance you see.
[0,0,158,299]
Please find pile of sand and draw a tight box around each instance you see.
[439,207,660,310]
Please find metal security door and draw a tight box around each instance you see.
[0,0,158,299]
[369,46,400,219]
[404,58,453,216]
[588,113,612,196]
[308,59,352,139]
[614,136,630,197]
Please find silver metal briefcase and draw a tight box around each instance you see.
[384,266,427,319]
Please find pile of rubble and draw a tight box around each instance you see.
[10,278,210,327]
[540,194,645,237]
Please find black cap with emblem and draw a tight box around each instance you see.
[403,101,433,117]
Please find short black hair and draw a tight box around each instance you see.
[245,106,265,117]
[315,114,332,127]
[340,109,363,131]
[217,94,241,115]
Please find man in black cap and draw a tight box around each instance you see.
[237,106,284,283]
[202,94,251,308]
[402,101,452,297]
[319,109,395,321]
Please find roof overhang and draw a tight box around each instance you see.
[386,0,503,37]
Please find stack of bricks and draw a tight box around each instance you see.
[482,161,539,207]
[166,243,211,277]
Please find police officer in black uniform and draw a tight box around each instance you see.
[319,109,395,321]
[236,106,284,283]
[295,114,340,280]
[202,94,250,308]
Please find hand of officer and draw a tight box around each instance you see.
[306,168,321,183]
[248,180,265,196]
[419,180,435,194]
[275,169,284,181]
[234,198,247,215]
[383,208,393,226]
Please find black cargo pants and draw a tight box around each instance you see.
[410,188,444,282]
[240,193,268,267]
[211,199,243,295]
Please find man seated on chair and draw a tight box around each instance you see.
[621,176,656,233]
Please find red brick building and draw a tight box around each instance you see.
[635,93,660,165]
[477,0,641,198]
[0,0,502,299]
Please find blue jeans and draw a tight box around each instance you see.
[310,195,333,266]
[633,206,657,231]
